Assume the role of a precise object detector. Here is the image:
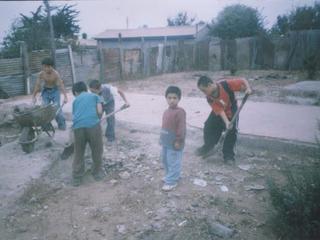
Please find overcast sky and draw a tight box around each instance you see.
[0,0,318,42]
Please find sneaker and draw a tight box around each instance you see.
[195,145,214,157]
[201,147,216,159]
[162,183,177,191]
[92,170,106,181]
[72,177,82,187]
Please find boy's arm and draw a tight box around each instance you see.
[219,111,230,130]
[174,110,186,150]
[117,88,130,107]
[241,78,252,95]
[96,102,103,118]
[56,73,68,104]
[227,78,252,95]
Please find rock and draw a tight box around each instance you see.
[116,224,126,234]
[215,175,226,181]
[193,178,207,187]
[110,179,118,185]
[244,184,265,191]
[238,164,251,171]
[178,220,187,227]
[208,222,235,238]
[119,171,130,180]
[220,185,229,192]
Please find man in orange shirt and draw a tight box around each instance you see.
[196,76,252,163]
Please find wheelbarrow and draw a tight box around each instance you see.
[13,103,59,153]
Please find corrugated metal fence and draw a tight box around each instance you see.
[97,30,320,82]
[0,47,74,98]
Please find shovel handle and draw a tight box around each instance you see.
[100,104,129,122]
[219,93,249,143]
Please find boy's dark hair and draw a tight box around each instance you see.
[89,79,101,89]
[165,86,181,99]
[72,81,88,96]
[41,57,54,66]
[197,76,213,87]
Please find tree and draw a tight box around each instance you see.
[209,4,265,39]
[167,12,195,26]
[2,6,49,58]
[52,4,80,39]
[271,3,320,35]
[1,3,80,58]
[270,15,290,36]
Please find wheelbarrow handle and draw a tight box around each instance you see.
[55,102,66,116]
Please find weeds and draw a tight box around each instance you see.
[303,54,318,80]
[267,147,320,239]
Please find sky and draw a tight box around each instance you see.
[0,0,318,42]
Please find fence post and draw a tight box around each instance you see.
[68,45,76,83]
[98,46,105,82]
[20,41,31,95]
[118,33,123,80]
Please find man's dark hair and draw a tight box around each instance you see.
[89,79,101,89]
[72,81,88,96]
[41,57,54,66]
[197,76,213,87]
[165,86,181,99]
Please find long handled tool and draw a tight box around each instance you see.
[60,104,129,160]
[202,93,249,159]
[55,102,66,117]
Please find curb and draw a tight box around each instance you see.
[118,120,319,158]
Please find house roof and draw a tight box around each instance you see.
[78,39,97,46]
[94,26,203,40]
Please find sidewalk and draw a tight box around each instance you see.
[61,92,320,144]
[3,92,320,143]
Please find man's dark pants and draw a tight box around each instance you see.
[103,100,115,141]
[203,112,238,160]
[73,123,103,179]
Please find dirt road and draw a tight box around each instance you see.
[0,70,318,239]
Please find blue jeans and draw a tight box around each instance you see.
[103,100,115,141]
[41,87,66,129]
[161,146,182,185]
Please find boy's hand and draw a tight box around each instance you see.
[174,141,181,150]
[63,95,68,104]
[245,87,252,95]
[224,120,231,130]
[124,102,130,108]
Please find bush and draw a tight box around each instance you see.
[303,54,318,80]
[267,157,320,239]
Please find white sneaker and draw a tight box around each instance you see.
[162,183,177,191]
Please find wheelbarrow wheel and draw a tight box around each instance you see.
[19,127,37,153]
[21,142,35,153]
[42,122,55,137]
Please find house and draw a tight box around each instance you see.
[94,25,209,49]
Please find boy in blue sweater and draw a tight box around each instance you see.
[72,81,105,186]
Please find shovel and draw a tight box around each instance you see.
[60,104,130,160]
[202,93,249,159]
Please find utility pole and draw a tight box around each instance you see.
[43,0,56,66]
